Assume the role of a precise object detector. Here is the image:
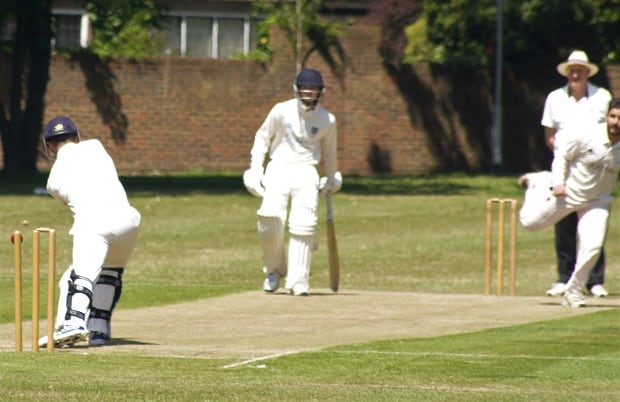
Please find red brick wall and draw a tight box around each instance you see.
[3,24,620,174]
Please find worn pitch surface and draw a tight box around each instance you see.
[1,290,617,361]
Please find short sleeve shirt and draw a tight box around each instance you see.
[541,83,611,147]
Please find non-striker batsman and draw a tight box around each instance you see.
[244,68,342,296]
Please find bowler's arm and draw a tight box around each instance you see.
[544,126,557,151]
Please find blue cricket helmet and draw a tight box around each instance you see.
[293,68,325,111]
[295,68,325,88]
[44,116,79,141]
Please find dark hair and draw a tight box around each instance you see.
[609,98,620,111]
[45,133,77,144]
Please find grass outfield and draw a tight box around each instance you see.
[0,172,619,401]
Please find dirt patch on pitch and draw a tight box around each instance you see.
[1,290,618,363]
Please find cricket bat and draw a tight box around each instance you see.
[326,192,340,292]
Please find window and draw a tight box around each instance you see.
[16,8,260,59]
[156,15,259,59]
[186,17,213,57]
[52,14,82,51]
[217,18,244,59]
[153,16,182,55]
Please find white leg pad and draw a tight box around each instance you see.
[55,267,72,330]
[258,215,286,276]
[285,234,314,289]
[88,268,123,334]
[64,274,93,329]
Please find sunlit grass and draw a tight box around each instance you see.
[0,172,618,401]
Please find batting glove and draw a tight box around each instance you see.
[319,171,343,195]
[243,168,265,197]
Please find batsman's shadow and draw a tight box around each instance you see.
[269,290,359,297]
[537,301,620,308]
[66,338,155,349]
[108,338,155,346]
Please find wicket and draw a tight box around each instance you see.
[13,227,56,352]
[484,198,517,296]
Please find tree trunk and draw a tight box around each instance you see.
[0,0,52,174]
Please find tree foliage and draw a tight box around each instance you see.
[252,0,347,80]
[0,0,159,174]
[367,0,423,66]
[87,0,159,58]
[403,0,620,67]
[423,0,496,65]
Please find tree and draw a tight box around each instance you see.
[404,0,620,67]
[253,0,348,82]
[0,0,52,174]
[0,0,159,174]
[87,0,159,58]
[367,0,424,66]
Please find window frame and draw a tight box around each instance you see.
[34,8,258,59]
[159,11,255,59]
[50,8,90,50]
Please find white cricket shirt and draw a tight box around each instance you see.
[46,139,132,233]
[541,83,612,147]
[551,123,620,206]
[250,98,338,177]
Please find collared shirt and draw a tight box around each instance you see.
[249,98,338,177]
[541,82,611,147]
[551,123,620,206]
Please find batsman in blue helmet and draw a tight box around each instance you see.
[38,116,141,348]
[243,68,342,296]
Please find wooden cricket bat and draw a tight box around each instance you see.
[326,192,340,292]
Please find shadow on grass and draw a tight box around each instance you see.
[123,174,485,196]
[343,175,476,195]
[0,171,516,196]
[0,172,49,195]
[121,174,247,196]
[0,172,247,196]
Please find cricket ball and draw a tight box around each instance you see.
[10,233,23,244]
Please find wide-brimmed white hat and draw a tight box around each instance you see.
[556,50,599,77]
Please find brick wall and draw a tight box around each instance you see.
[3,24,620,174]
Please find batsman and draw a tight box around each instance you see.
[38,116,141,347]
[243,68,342,296]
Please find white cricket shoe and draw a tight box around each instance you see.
[263,272,280,293]
[589,284,609,298]
[38,325,89,348]
[562,291,586,308]
[289,283,309,296]
[546,282,567,297]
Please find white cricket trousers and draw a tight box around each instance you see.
[258,162,319,289]
[56,207,141,328]
[519,184,610,293]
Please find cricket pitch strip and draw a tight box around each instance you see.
[1,290,618,359]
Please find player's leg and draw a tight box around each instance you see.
[586,250,608,297]
[549,213,577,296]
[39,232,107,348]
[257,214,287,292]
[285,167,319,296]
[563,205,609,308]
[88,208,140,345]
[256,164,290,292]
[54,266,73,330]
[88,268,124,345]
[518,171,568,230]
